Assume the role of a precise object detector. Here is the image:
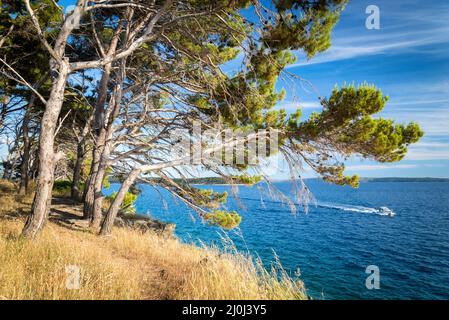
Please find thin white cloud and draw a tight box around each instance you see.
[405,148,449,161]
[384,98,449,130]
[387,81,449,97]
[411,142,449,148]
[388,99,449,107]
[275,100,322,111]
[288,38,449,68]
[286,24,449,67]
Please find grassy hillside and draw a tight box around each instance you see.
[0,179,306,300]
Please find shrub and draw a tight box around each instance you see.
[52,180,72,197]
[204,210,241,230]
[105,191,138,216]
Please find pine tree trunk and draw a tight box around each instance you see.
[0,102,7,132]
[82,64,111,220]
[18,134,31,195]
[3,138,20,180]
[2,162,11,180]
[89,59,125,226]
[100,169,141,236]
[89,128,107,227]
[71,139,85,200]
[30,150,39,181]
[91,93,121,226]
[90,152,106,228]
[84,131,105,224]
[82,162,97,219]
[21,61,69,238]
[90,136,115,228]
[18,98,34,195]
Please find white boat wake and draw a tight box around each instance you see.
[238,197,396,217]
[317,202,396,216]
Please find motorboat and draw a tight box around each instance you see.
[379,206,395,217]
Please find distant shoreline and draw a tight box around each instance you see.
[359,177,449,183]
[191,177,449,184]
[268,177,449,183]
[197,177,449,186]
[110,177,449,185]
[191,183,249,186]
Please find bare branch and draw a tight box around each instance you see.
[0,24,14,49]
[70,0,174,71]
[0,57,47,104]
[24,0,60,61]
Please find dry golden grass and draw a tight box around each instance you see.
[0,179,307,300]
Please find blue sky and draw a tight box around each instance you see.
[272,0,449,178]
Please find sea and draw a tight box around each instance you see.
[106,180,449,300]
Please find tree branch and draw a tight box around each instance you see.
[0,57,47,104]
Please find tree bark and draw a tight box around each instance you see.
[3,132,21,180]
[2,163,12,179]
[72,113,92,200]
[99,169,141,236]
[82,29,121,220]
[90,135,114,228]
[18,129,31,195]
[83,150,99,219]
[18,97,34,195]
[91,59,126,228]
[21,60,70,238]
[82,64,112,220]
[89,146,107,228]
[18,74,49,195]
[88,127,108,227]
[71,139,86,200]
[0,102,7,131]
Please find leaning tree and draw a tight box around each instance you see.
[0,0,57,194]
[93,0,424,235]
[0,0,423,238]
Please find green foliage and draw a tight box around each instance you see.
[182,1,349,131]
[195,189,228,208]
[319,165,360,188]
[52,180,72,197]
[0,0,58,85]
[102,168,113,189]
[269,0,348,57]
[53,180,72,190]
[2,0,424,232]
[106,192,138,216]
[285,84,424,186]
[204,210,242,230]
[296,84,423,161]
[52,179,85,197]
[231,174,262,185]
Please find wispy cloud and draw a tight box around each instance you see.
[388,99,449,107]
[286,0,449,70]
[405,143,449,161]
[387,81,449,98]
[275,100,322,111]
[404,150,449,161]
[382,106,449,136]
[287,27,449,68]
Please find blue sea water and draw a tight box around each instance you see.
[106,180,449,300]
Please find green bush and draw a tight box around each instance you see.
[52,180,72,197]
[204,210,241,230]
[105,191,138,216]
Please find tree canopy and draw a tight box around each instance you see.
[0,0,423,237]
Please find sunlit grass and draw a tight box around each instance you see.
[0,179,307,300]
